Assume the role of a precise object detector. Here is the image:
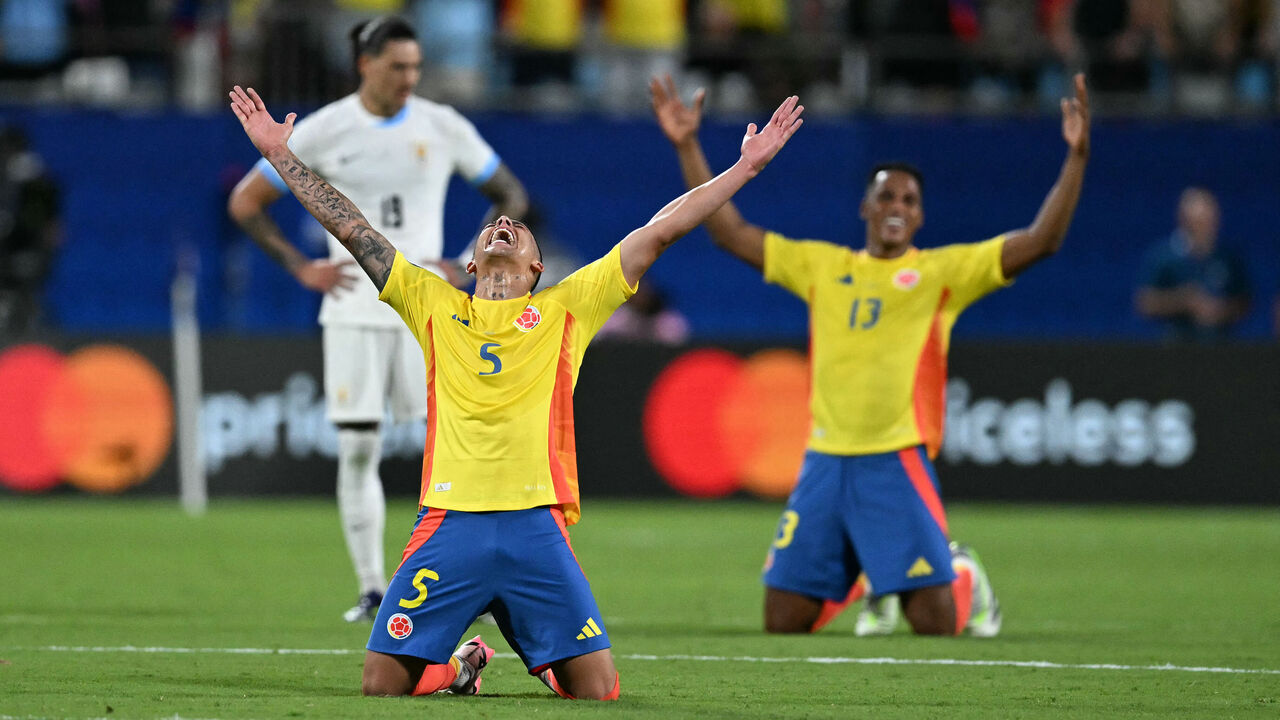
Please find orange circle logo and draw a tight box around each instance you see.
[0,343,173,493]
[643,348,810,499]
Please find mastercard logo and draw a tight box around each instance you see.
[0,343,173,493]
[642,348,810,499]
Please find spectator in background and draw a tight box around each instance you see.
[1167,0,1243,112]
[971,0,1051,109]
[1235,0,1280,108]
[878,0,974,93]
[253,0,341,104]
[0,0,70,80]
[1135,187,1251,341]
[500,0,583,109]
[412,0,494,104]
[597,281,690,344]
[599,0,685,112]
[685,0,788,112]
[1044,0,1172,99]
[0,126,61,335]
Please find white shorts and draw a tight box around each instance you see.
[322,325,427,424]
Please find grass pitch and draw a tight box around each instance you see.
[2,497,1277,719]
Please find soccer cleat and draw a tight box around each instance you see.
[854,593,901,636]
[448,635,495,695]
[951,542,1003,638]
[342,590,383,623]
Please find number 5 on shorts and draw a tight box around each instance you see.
[398,567,439,609]
[773,510,800,549]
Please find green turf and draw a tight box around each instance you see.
[2,498,1277,719]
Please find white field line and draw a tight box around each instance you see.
[16,645,1280,676]
[0,712,220,717]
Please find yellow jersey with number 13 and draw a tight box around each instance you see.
[379,244,637,525]
[763,231,1010,458]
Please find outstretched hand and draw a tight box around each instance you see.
[229,85,296,159]
[741,96,804,173]
[1062,73,1090,157]
[650,74,705,147]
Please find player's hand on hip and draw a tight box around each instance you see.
[649,74,705,148]
[1061,73,1090,158]
[740,95,804,173]
[229,85,296,159]
[295,258,358,295]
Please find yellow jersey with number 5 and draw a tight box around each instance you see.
[378,244,636,525]
[763,231,1009,458]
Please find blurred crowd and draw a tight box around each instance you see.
[2,0,1280,116]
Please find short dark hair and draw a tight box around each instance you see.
[866,162,925,192]
[349,16,416,73]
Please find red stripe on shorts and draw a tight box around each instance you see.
[549,506,586,577]
[898,447,949,537]
[395,508,447,573]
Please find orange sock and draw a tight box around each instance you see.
[602,674,621,701]
[811,575,869,632]
[411,658,460,696]
[951,565,974,635]
[541,669,574,699]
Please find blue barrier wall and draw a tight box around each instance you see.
[2,106,1277,338]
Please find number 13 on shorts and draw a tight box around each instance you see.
[398,567,439,609]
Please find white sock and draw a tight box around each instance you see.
[337,428,386,595]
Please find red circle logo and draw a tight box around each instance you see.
[893,269,921,290]
[642,348,810,499]
[0,343,173,493]
[387,613,413,639]
[514,305,541,332]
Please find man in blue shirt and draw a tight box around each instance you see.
[1135,187,1250,341]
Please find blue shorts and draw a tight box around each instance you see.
[367,506,611,673]
[762,446,956,600]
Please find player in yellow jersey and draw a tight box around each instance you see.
[651,73,1090,637]
[230,85,804,699]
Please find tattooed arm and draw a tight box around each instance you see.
[228,85,395,290]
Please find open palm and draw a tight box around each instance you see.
[649,74,704,146]
[741,95,804,173]
[1061,73,1090,156]
[229,85,296,158]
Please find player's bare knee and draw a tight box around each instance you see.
[566,673,617,700]
[360,675,408,697]
[903,603,954,636]
[361,651,412,696]
[763,610,813,634]
[763,589,820,633]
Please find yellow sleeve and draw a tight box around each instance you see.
[540,243,638,339]
[378,251,459,342]
[763,231,823,301]
[939,236,1012,311]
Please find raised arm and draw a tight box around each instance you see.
[650,75,769,270]
[620,95,803,286]
[999,73,1091,279]
[229,86,395,291]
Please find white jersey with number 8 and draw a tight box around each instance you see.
[255,93,500,328]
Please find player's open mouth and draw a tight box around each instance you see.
[486,227,515,250]
[885,217,905,229]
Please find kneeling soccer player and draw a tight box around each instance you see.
[230,84,804,698]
